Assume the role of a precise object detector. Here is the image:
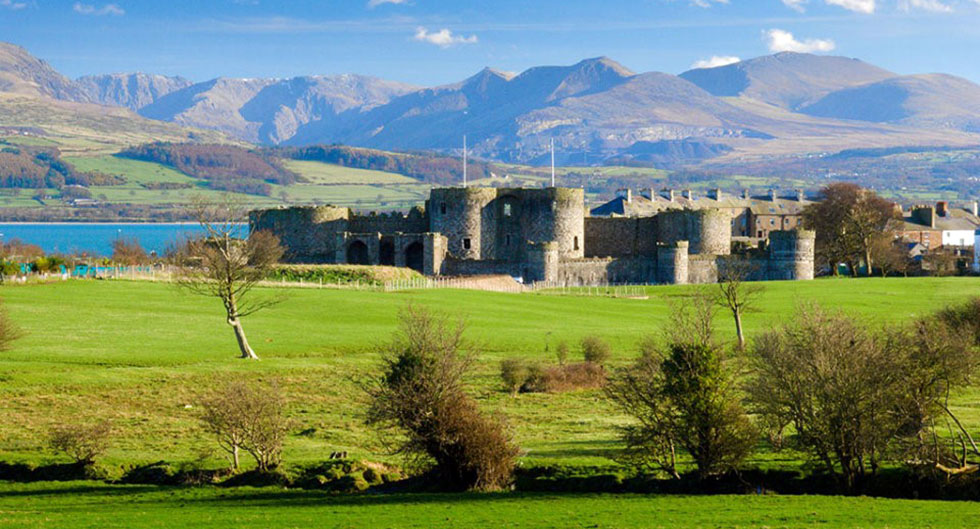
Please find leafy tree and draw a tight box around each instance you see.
[364,305,519,491]
[606,293,755,479]
[802,183,897,276]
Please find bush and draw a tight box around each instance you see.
[364,304,520,491]
[200,378,291,472]
[501,358,532,395]
[555,340,569,366]
[48,421,112,464]
[581,335,611,365]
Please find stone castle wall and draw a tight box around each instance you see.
[584,217,658,258]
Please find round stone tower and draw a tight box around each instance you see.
[657,241,689,284]
[520,188,585,259]
[428,187,496,260]
[767,229,815,280]
[656,209,731,256]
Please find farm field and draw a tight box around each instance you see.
[2,482,980,529]
[1,276,979,472]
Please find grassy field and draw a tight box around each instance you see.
[3,482,980,529]
[1,276,979,473]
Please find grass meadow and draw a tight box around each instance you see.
[1,276,979,527]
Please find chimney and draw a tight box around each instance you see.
[641,188,655,200]
[615,188,632,203]
[796,189,805,202]
[742,189,750,200]
[936,201,948,217]
[913,205,936,228]
[662,189,674,202]
[972,201,978,217]
[768,189,777,201]
[682,189,694,200]
[708,188,722,200]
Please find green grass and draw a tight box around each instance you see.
[1,276,979,473]
[283,159,417,185]
[3,482,980,529]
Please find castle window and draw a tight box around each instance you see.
[505,234,511,246]
[463,238,471,250]
[504,203,512,217]
[770,219,776,226]
[574,236,580,251]
[439,202,447,215]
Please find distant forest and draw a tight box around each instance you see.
[0,144,123,190]
[119,143,300,196]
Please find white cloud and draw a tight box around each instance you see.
[825,0,876,13]
[73,2,125,16]
[688,0,729,6]
[765,29,836,53]
[368,0,407,6]
[691,55,741,69]
[781,0,808,11]
[413,27,478,48]
[0,0,27,10]
[900,0,953,11]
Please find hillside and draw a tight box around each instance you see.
[679,52,895,110]
[140,75,418,144]
[0,42,87,101]
[800,73,980,130]
[74,73,193,111]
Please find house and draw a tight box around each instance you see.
[897,201,980,250]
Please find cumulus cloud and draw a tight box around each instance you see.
[765,29,836,53]
[368,0,407,7]
[900,0,953,11]
[688,0,729,6]
[413,27,478,48]
[825,0,876,13]
[691,55,741,69]
[73,2,124,16]
[0,0,27,10]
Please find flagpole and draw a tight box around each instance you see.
[463,135,468,188]
[550,138,555,187]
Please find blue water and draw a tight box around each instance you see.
[0,223,216,256]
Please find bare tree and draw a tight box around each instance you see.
[49,421,112,464]
[111,237,149,265]
[716,256,764,350]
[172,197,284,359]
[200,377,291,472]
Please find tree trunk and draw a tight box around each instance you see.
[734,309,745,351]
[233,444,240,470]
[864,247,873,277]
[228,317,258,359]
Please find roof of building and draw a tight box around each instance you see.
[589,191,814,218]
[899,207,980,232]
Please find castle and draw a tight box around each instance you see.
[249,187,815,285]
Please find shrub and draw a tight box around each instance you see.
[525,363,606,393]
[200,378,291,472]
[48,421,112,464]
[364,304,520,491]
[581,335,611,365]
[501,358,531,395]
[555,340,569,366]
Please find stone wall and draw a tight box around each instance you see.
[348,207,427,234]
[249,205,350,263]
[428,188,497,260]
[656,242,689,285]
[556,257,658,285]
[584,217,658,258]
[687,255,719,284]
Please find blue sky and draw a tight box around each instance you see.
[1,0,979,85]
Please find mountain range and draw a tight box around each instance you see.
[4,41,980,165]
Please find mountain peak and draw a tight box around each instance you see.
[0,41,86,101]
[574,56,635,77]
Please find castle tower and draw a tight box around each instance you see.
[656,209,731,256]
[657,241,689,284]
[248,205,350,263]
[428,187,496,260]
[767,230,816,280]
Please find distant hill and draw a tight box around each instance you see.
[74,73,193,111]
[680,52,895,110]
[4,41,980,166]
[0,42,87,101]
[139,75,418,145]
[800,74,980,131]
